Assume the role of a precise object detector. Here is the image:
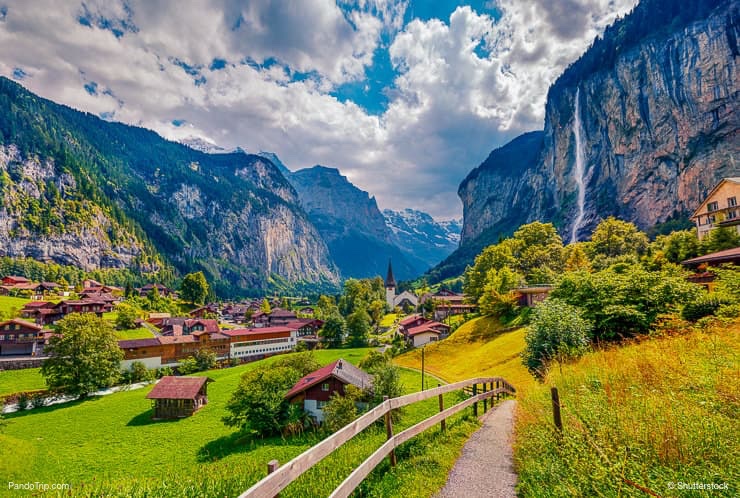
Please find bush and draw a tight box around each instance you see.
[323,385,363,433]
[716,303,740,319]
[157,366,174,378]
[523,299,592,378]
[31,393,46,409]
[193,348,217,371]
[681,294,727,322]
[128,361,154,383]
[177,357,199,375]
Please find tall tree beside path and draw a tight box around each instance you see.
[41,313,123,398]
[180,271,210,305]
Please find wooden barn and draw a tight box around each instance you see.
[146,376,212,419]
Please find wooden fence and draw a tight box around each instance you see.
[239,376,516,498]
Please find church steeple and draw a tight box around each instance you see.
[385,259,396,289]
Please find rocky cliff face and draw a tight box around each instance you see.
[288,165,422,279]
[0,145,145,270]
[0,77,339,296]
[459,0,739,249]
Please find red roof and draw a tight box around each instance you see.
[284,359,373,400]
[146,376,210,400]
[23,301,53,309]
[0,318,44,331]
[222,326,292,337]
[406,321,449,337]
[399,314,423,326]
[3,276,30,283]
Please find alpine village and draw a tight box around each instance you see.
[0,1,738,497]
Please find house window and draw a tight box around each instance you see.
[729,197,737,207]
[321,383,330,392]
[729,210,738,220]
[707,201,719,212]
[708,215,716,224]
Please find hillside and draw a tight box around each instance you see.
[432,0,739,282]
[0,77,339,296]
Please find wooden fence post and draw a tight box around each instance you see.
[482,383,488,413]
[551,387,563,433]
[438,383,446,432]
[472,384,478,417]
[267,460,280,497]
[384,396,397,466]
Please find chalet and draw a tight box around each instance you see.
[298,306,315,316]
[681,246,740,290]
[0,286,10,296]
[119,329,230,369]
[34,282,61,294]
[2,276,30,286]
[0,319,48,356]
[285,359,373,423]
[138,283,176,297]
[285,318,324,338]
[420,289,477,320]
[398,316,451,347]
[159,318,220,336]
[189,304,218,319]
[146,376,212,419]
[514,286,554,307]
[690,178,740,240]
[223,326,297,361]
[21,301,62,325]
[78,289,119,303]
[267,308,298,325]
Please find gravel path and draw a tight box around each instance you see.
[435,399,518,498]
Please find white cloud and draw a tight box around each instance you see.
[0,0,637,219]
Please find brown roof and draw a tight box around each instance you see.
[146,376,211,400]
[399,314,423,326]
[119,338,161,349]
[285,359,373,400]
[682,246,740,266]
[0,318,44,331]
[406,321,450,337]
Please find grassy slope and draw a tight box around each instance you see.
[113,327,155,340]
[0,368,45,397]
[0,295,30,317]
[395,316,534,392]
[515,321,740,497]
[0,347,480,497]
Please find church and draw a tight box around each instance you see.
[384,260,419,311]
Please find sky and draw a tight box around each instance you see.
[0,0,637,219]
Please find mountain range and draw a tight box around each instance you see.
[429,0,739,281]
[0,78,459,295]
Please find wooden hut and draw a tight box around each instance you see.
[146,376,212,419]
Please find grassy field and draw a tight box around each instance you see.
[0,368,46,397]
[514,320,740,497]
[0,295,30,318]
[113,327,155,340]
[395,315,534,392]
[0,347,482,497]
[379,313,398,328]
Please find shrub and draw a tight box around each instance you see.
[193,348,217,371]
[681,294,727,322]
[294,340,308,352]
[323,385,362,433]
[177,357,199,375]
[716,303,740,319]
[128,361,154,383]
[31,393,46,409]
[17,392,29,410]
[523,299,592,378]
[157,366,174,378]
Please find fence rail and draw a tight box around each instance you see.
[240,376,516,498]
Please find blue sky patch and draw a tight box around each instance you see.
[0,6,8,21]
[84,81,98,95]
[12,67,26,80]
[171,119,186,127]
[209,58,227,71]
[331,45,395,115]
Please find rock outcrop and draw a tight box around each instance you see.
[457,0,739,256]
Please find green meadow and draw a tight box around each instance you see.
[0,347,483,497]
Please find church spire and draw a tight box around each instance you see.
[385,259,396,288]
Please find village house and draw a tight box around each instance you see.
[222,326,297,362]
[285,359,374,423]
[146,376,212,419]
[251,307,298,327]
[397,314,451,347]
[138,283,176,297]
[20,298,112,325]
[0,318,50,356]
[514,285,554,307]
[420,289,477,320]
[119,329,230,370]
[1,275,30,286]
[682,246,740,291]
[690,177,740,240]
[159,318,220,337]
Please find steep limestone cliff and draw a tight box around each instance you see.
[458,0,739,250]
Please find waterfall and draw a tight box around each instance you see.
[570,87,586,244]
